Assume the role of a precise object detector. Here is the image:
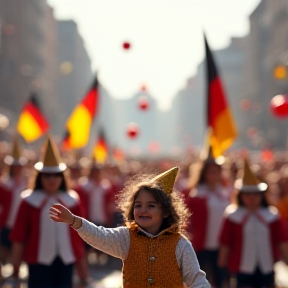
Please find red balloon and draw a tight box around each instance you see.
[123,42,131,50]
[126,123,139,139]
[270,95,288,118]
[138,96,149,111]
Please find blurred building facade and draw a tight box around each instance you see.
[241,0,288,149]
[56,20,93,130]
[0,0,52,127]
[0,1,92,139]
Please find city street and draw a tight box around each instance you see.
[1,259,287,288]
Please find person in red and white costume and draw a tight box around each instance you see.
[0,138,27,277]
[76,162,115,266]
[186,146,230,288]
[9,137,85,288]
[218,158,288,288]
[78,163,114,228]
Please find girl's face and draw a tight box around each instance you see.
[204,164,221,186]
[133,189,165,235]
[40,173,63,195]
[240,192,262,211]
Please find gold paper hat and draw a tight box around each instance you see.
[34,136,67,173]
[234,158,267,192]
[150,166,179,194]
[4,137,27,166]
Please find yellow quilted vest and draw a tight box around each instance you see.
[123,224,184,288]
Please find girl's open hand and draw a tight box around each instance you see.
[49,203,74,225]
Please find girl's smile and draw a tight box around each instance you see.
[133,189,165,235]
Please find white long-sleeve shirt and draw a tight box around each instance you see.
[75,219,210,288]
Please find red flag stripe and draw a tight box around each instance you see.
[25,102,50,132]
[82,88,98,117]
[208,78,227,127]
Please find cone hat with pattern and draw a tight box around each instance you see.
[234,158,267,192]
[4,136,27,166]
[34,136,67,173]
[150,167,179,194]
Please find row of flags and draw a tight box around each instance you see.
[16,76,108,163]
[15,35,237,161]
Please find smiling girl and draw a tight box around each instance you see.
[50,167,210,288]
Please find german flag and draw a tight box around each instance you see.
[17,93,50,142]
[65,77,99,149]
[205,35,237,157]
[93,130,108,164]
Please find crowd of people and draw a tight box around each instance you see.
[0,136,287,288]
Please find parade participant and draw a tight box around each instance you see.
[218,158,288,288]
[79,161,114,227]
[186,146,229,287]
[0,138,27,274]
[75,160,115,267]
[0,162,12,281]
[10,137,85,288]
[50,167,210,288]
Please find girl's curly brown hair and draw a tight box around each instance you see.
[116,172,190,233]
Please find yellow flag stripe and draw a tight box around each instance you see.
[17,111,43,142]
[66,105,92,148]
[210,108,237,157]
[93,145,107,163]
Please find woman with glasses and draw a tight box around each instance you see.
[9,137,85,288]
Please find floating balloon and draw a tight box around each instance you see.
[138,96,149,111]
[270,95,288,118]
[126,123,139,139]
[122,42,131,50]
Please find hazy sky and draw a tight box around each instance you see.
[47,0,261,110]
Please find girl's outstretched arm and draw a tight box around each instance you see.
[49,204,130,259]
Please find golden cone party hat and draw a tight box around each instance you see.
[151,167,179,194]
[34,136,66,172]
[4,136,27,165]
[234,158,267,192]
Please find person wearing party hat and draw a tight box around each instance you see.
[50,166,210,287]
[218,158,288,288]
[9,136,85,288]
[0,137,27,278]
[186,143,230,288]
